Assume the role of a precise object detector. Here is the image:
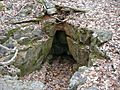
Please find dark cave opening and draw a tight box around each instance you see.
[49,30,76,63]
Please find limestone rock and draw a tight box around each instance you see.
[18,38,53,75]
[4,17,112,76]
[18,37,31,45]
[0,76,45,90]
[4,14,112,76]
[94,31,113,45]
[32,28,42,39]
[38,0,57,15]
[0,65,20,76]
[67,37,90,66]
[85,86,99,90]
[42,18,112,67]
[68,66,88,90]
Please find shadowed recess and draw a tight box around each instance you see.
[49,30,76,63]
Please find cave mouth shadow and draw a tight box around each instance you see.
[49,30,76,64]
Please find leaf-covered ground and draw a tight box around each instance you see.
[0,0,120,90]
[22,56,75,90]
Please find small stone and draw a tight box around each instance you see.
[18,37,30,45]
[85,86,99,90]
[78,66,88,72]
[69,71,87,90]
[47,8,57,15]
[96,31,113,45]
[32,28,42,39]
[0,36,7,44]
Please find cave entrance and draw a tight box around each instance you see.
[49,30,76,64]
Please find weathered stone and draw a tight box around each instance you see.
[0,65,20,76]
[0,2,5,11]
[32,28,42,39]
[85,86,99,90]
[67,37,90,66]
[68,66,88,90]
[8,16,112,76]
[18,4,33,17]
[13,31,22,40]
[42,18,56,37]
[7,27,20,37]
[38,0,57,15]
[78,28,93,45]
[93,30,113,45]
[17,37,53,76]
[0,76,45,90]
[0,36,8,44]
[42,19,92,66]
[47,8,57,15]
[18,37,31,45]
[64,23,78,40]
[0,47,7,57]
[18,18,112,75]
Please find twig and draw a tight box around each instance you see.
[0,44,11,51]
[14,2,34,16]
[11,19,41,25]
[0,48,18,65]
[51,15,69,23]
[0,44,16,51]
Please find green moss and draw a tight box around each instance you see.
[19,64,26,76]
[19,58,38,76]
[43,22,56,37]
[7,28,20,37]
[0,2,5,11]
[7,24,32,37]
[42,38,53,56]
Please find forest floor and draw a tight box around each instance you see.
[0,0,120,90]
[22,56,75,90]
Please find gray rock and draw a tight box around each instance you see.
[94,31,113,45]
[3,75,18,80]
[0,2,5,11]
[85,86,99,90]
[13,31,22,40]
[0,76,45,90]
[32,28,42,39]
[18,4,33,17]
[29,81,45,90]
[69,66,88,90]
[4,37,16,49]
[78,66,88,72]
[0,65,20,76]
[47,8,57,15]
[40,0,57,15]
[0,36,7,44]
[0,47,7,57]
[18,37,31,45]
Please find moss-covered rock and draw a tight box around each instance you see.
[13,17,112,75]
[17,37,53,76]
[42,18,112,67]
[0,2,5,11]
